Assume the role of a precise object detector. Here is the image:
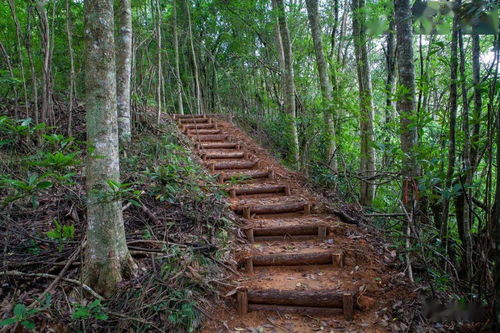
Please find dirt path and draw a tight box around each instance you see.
[175,115,414,332]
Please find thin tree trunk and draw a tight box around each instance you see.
[440,8,459,252]
[383,8,396,168]
[274,0,300,167]
[173,0,184,115]
[0,41,18,118]
[116,0,133,143]
[156,0,162,124]
[66,0,76,137]
[274,21,286,111]
[26,5,39,124]
[8,0,29,117]
[83,0,136,296]
[352,0,375,206]
[305,0,337,171]
[34,0,53,125]
[186,0,203,115]
[470,33,482,171]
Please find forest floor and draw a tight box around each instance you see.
[175,115,420,333]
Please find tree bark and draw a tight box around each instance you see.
[440,8,459,247]
[8,0,29,117]
[186,0,203,115]
[173,0,184,115]
[305,0,337,171]
[26,4,39,123]
[66,0,76,137]
[274,0,300,167]
[116,0,133,143]
[155,0,162,124]
[83,0,136,296]
[383,9,396,167]
[351,0,375,206]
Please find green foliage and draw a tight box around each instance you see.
[71,300,108,321]
[0,173,52,208]
[46,219,75,241]
[0,295,52,331]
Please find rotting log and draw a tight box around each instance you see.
[218,170,272,183]
[242,252,340,272]
[190,134,228,142]
[247,304,342,315]
[254,235,320,242]
[187,129,221,135]
[253,225,321,237]
[228,184,289,198]
[209,160,257,171]
[343,292,354,320]
[247,289,344,308]
[179,118,210,124]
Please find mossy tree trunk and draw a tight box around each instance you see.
[83,0,136,297]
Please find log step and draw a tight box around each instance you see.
[237,289,354,320]
[187,129,221,135]
[233,201,312,218]
[191,134,228,142]
[208,160,257,171]
[242,251,344,272]
[198,142,239,150]
[183,123,216,130]
[219,170,274,183]
[244,224,327,242]
[179,118,210,124]
[228,184,290,198]
[202,151,246,160]
[173,114,206,119]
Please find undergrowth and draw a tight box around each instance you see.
[0,113,236,332]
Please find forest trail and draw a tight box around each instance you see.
[174,114,414,332]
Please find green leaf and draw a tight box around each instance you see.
[13,304,27,317]
[21,321,36,330]
[0,318,17,327]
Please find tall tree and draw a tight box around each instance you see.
[186,0,203,115]
[155,0,163,123]
[173,0,184,115]
[273,0,300,166]
[66,0,76,136]
[116,0,133,143]
[440,7,459,246]
[305,0,337,171]
[351,0,375,206]
[395,0,418,281]
[83,0,136,295]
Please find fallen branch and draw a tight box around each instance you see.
[0,270,104,300]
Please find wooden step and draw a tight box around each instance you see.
[201,151,246,160]
[173,114,206,119]
[228,184,290,198]
[244,224,327,242]
[237,289,354,320]
[241,251,344,273]
[197,142,239,150]
[191,134,228,142]
[187,128,221,135]
[218,170,274,183]
[207,160,257,171]
[233,201,312,219]
[179,118,210,124]
[183,123,216,131]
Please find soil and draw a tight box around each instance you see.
[176,115,418,333]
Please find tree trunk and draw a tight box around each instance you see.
[274,0,300,167]
[83,0,136,296]
[470,33,481,171]
[383,10,396,168]
[440,9,459,247]
[305,0,337,171]
[186,0,203,115]
[66,0,76,137]
[116,0,133,143]
[173,0,184,115]
[155,0,162,124]
[351,0,375,206]
[395,0,418,282]
[34,0,53,125]
[0,41,18,118]
[8,0,29,117]
[26,4,39,124]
